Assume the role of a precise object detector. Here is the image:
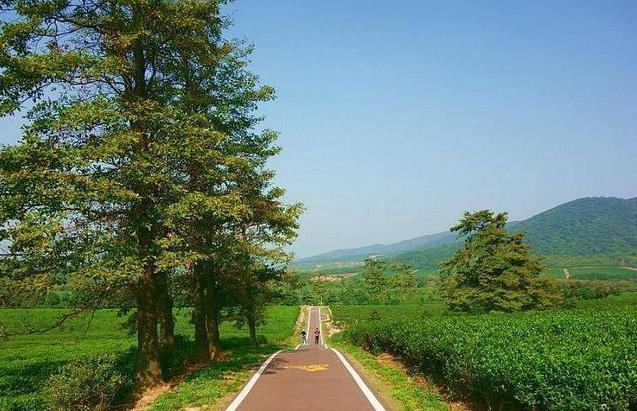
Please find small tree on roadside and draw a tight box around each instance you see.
[441,210,563,313]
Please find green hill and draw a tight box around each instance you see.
[511,197,637,255]
[394,197,637,271]
[297,197,637,271]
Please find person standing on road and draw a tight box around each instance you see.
[300,330,307,345]
[314,327,320,345]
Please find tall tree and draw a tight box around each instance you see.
[441,210,564,313]
[159,29,301,359]
[0,0,302,392]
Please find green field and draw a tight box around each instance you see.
[0,306,298,411]
[568,266,637,280]
[332,303,445,326]
[334,296,637,410]
[546,265,637,280]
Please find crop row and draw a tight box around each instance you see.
[346,307,637,410]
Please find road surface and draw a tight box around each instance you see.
[226,306,385,411]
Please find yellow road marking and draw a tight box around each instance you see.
[286,363,329,372]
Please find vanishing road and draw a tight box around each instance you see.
[226,306,386,411]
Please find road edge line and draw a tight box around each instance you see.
[225,350,282,411]
[318,306,325,346]
[305,306,310,345]
[331,348,386,411]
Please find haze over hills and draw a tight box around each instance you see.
[294,197,637,270]
[294,230,458,266]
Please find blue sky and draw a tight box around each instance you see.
[2,1,636,258]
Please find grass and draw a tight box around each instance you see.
[330,335,449,411]
[149,306,298,410]
[0,306,298,411]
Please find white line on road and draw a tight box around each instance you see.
[225,350,282,411]
[332,348,386,411]
[305,306,310,345]
[318,305,327,348]
[318,306,325,346]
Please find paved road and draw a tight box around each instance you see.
[226,306,385,411]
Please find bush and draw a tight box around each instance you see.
[559,279,622,300]
[347,308,637,410]
[46,354,131,411]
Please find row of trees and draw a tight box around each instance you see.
[0,0,300,393]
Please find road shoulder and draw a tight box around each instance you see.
[323,307,450,411]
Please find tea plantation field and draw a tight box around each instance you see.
[334,295,637,410]
[0,306,298,411]
[546,265,637,280]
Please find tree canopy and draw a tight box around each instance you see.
[0,0,300,392]
[441,210,563,313]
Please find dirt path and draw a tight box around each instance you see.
[225,306,385,411]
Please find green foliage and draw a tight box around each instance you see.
[558,279,637,301]
[331,304,446,328]
[46,354,130,411]
[329,336,449,411]
[391,262,417,289]
[148,306,298,410]
[344,307,637,410]
[568,266,637,281]
[387,197,637,272]
[0,0,300,388]
[0,306,296,410]
[361,258,389,303]
[441,210,563,312]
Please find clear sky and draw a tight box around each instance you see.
[1,1,636,258]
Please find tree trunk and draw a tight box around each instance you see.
[204,273,221,359]
[135,270,163,393]
[192,267,210,362]
[247,312,257,346]
[156,271,175,349]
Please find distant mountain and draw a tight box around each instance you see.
[295,197,637,270]
[294,230,457,267]
[511,197,637,255]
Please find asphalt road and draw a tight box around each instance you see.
[226,306,385,411]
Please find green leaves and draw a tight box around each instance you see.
[347,307,637,410]
[441,210,563,313]
[0,0,301,390]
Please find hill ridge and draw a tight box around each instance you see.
[295,196,637,269]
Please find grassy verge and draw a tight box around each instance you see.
[149,306,299,410]
[330,336,450,411]
[325,305,449,411]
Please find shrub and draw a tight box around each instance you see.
[46,354,131,411]
[346,307,637,410]
[558,279,622,300]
